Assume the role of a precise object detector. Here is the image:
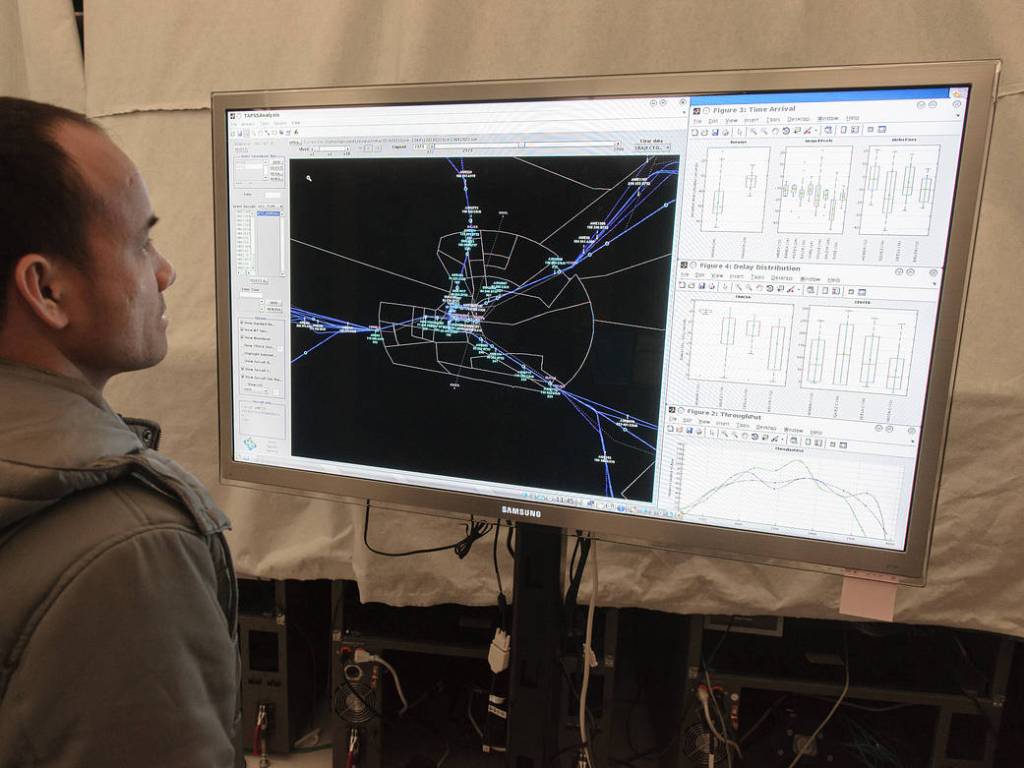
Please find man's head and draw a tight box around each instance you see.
[0,97,175,391]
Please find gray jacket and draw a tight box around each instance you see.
[0,360,241,766]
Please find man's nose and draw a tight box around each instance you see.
[156,249,176,291]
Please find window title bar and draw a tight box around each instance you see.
[690,87,956,106]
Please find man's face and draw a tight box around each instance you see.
[52,121,175,387]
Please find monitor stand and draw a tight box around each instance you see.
[506,522,566,768]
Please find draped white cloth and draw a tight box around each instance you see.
[4,0,1023,636]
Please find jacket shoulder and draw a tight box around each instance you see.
[0,477,217,696]
[0,480,240,767]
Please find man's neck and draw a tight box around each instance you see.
[0,330,107,394]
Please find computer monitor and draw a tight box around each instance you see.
[213,61,999,584]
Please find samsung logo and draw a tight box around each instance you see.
[501,505,542,518]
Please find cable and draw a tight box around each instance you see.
[704,617,734,670]
[699,674,741,765]
[568,537,582,589]
[739,694,788,745]
[354,650,409,715]
[809,696,909,712]
[467,688,485,739]
[489,528,501,606]
[506,524,516,558]
[579,539,598,768]
[345,728,359,768]
[564,533,591,632]
[786,629,850,768]
[700,632,741,765]
[492,523,509,630]
[362,500,490,559]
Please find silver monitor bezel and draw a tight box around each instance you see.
[212,61,999,585]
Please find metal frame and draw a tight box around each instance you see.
[683,617,1016,767]
[329,581,496,768]
[239,600,291,755]
[213,61,1000,584]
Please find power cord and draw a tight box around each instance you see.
[353,649,409,715]
[786,627,850,768]
[491,522,510,631]
[698,675,741,766]
[362,499,491,559]
[579,539,598,768]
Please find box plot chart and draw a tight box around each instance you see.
[687,301,793,386]
[700,147,771,232]
[801,306,917,396]
[675,441,902,543]
[778,146,853,234]
[860,145,940,235]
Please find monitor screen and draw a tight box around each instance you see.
[214,63,998,582]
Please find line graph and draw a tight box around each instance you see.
[778,146,852,234]
[860,145,940,235]
[686,301,793,386]
[801,306,917,396]
[700,147,771,233]
[674,441,903,544]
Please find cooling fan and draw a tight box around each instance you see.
[334,679,378,725]
[681,720,728,766]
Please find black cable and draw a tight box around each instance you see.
[362,500,490,559]
[569,536,582,584]
[704,616,734,670]
[492,522,504,599]
[506,523,516,558]
[739,693,789,745]
[492,523,508,630]
[563,534,591,632]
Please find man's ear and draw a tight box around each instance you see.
[11,253,74,330]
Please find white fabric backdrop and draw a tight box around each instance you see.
[7,1,1024,635]
[0,0,84,109]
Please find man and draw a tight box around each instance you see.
[0,97,241,766]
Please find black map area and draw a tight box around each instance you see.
[289,155,678,501]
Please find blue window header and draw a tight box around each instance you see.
[689,87,953,106]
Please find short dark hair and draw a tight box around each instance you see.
[0,97,100,322]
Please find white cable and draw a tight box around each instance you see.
[785,646,850,768]
[578,540,598,768]
[467,689,484,740]
[354,650,409,714]
[701,696,727,743]
[697,680,740,764]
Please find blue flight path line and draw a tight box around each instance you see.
[477,158,660,305]
[560,162,679,266]
[464,329,657,497]
[291,157,676,388]
[291,308,373,332]
[290,306,659,496]
[291,307,428,364]
[479,339,645,498]
[561,388,657,430]
[291,329,344,363]
[470,329,657,436]
[443,157,477,322]
[558,390,618,497]
[592,411,615,496]
[291,155,667,494]
[485,162,671,300]
[479,163,679,308]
